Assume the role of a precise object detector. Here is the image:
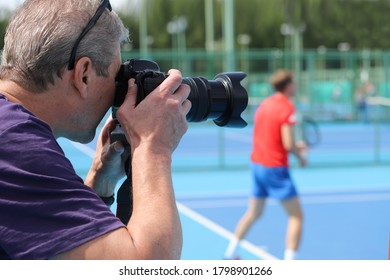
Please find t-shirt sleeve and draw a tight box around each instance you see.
[0,118,125,260]
[281,103,296,126]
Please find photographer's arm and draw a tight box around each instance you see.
[53,71,190,260]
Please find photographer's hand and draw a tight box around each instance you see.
[85,117,129,197]
[117,73,191,155]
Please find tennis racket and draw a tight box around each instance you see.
[301,115,321,147]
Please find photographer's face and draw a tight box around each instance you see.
[74,47,122,143]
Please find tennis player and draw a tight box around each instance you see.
[224,70,306,260]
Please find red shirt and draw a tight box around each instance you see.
[251,93,296,167]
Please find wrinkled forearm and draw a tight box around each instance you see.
[125,143,182,259]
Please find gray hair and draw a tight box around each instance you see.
[0,0,129,92]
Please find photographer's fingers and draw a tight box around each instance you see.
[122,79,137,109]
[157,69,183,96]
[171,83,190,103]
[173,84,191,120]
[103,115,114,126]
[101,141,125,164]
[100,117,117,142]
[182,99,192,116]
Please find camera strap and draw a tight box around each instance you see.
[115,143,133,225]
[116,177,133,225]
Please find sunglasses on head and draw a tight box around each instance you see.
[67,0,112,70]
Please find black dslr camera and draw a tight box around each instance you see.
[111,59,248,142]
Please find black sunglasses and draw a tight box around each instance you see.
[67,0,112,70]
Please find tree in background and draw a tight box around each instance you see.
[0,19,7,50]
[2,0,390,50]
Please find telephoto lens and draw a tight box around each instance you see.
[182,73,248,127]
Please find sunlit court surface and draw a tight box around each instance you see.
[59,119,390,260]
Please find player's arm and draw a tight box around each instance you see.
[52,70,190,260]
[281,124,307,167]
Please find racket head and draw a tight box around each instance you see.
[302,116,321,147]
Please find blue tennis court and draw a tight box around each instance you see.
[58,120,390,260]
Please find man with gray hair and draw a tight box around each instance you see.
[0,0,191,259]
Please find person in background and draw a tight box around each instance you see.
[355,80,375,123]
[224,70,306,260]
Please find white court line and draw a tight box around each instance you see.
[182,193,390,209]
[177,202,279,260]
[69,141,96,158]
[70,141,279,260]
[175,185,390,200]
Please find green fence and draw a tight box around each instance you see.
[122,49,390,122]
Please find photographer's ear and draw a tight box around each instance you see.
[72,57,94,100]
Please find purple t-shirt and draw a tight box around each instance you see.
[0,94,125,259]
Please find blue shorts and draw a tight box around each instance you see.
[251,163,297,200]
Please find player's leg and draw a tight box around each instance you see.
[267,167,302,260]
[281,197,303,260]
[235,196,266,239]
[224,197,265,259]
[224,163,267,259]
